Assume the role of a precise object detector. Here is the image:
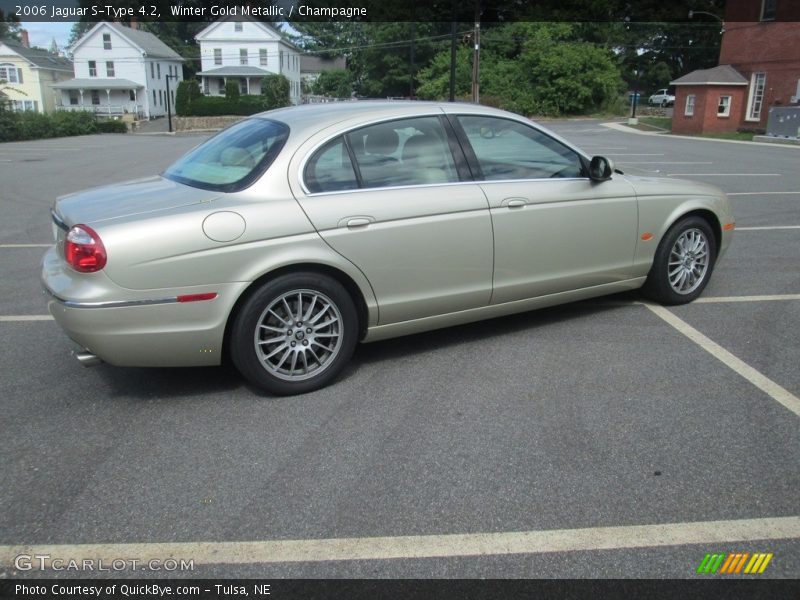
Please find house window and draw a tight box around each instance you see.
[69,91,79,105]
[150,62,154,78]
[171,89,175,105]
[159,89,163,106]
[91,90,100,105]
[157,63,161,79]
[12,100,37,111]
[240,49,248,65]
[103,33,112,50]
[129,90,135,101]
[88,61,97,77]
[260,49,267,66]
[684,94,695,116]
[0,63,18,83]
[234,22,243,32]
[106,61,114,77]
[239,77,247,94]
[717,95,731,117]
[760,0,777,21]
[214,48,222,65]
[153,89,156,105]
[203,78,209,95]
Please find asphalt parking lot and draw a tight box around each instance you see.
[0,121,798,579]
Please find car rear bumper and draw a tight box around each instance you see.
[41,247,247,367]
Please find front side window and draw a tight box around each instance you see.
[164,118,289,192]
[0,63,18,83]
[457,115,583,180]
[88,61,97,77]
[685,94,695,116]
[718,95,731,117]
[346,116,460,188]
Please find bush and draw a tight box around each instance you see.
[0,110,127,142]
[96,120,128,133]
[261,74,290,110]
[175,80,201,116]
[225,79,240,101]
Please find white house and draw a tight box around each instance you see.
[0,34,73,113]
[195,17,302,105]
[52,22,183,119]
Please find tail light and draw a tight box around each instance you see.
[65,225,107,273]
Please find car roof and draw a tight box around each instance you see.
[252,100,522,139]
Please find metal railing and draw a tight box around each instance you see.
[57,104,144,118]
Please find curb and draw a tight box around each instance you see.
[601,122,800,148]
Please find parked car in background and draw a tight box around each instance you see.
[42,101,734,395]
[649,88,676,107]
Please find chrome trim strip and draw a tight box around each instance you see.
[44,286,178,309]
[50,209,68,232]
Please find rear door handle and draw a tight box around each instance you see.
[503,198,528,208]
[339,216,374,229]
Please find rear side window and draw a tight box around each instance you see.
[457,115,583,180]
[304,137,358,193]
[163,118,289,192]
[303,116,461,194]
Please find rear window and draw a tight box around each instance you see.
[163,118,289,192]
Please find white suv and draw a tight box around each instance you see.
[648,89,675,107]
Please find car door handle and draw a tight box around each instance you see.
[340,217,373,229]
[503,198,528,208]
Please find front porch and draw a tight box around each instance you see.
[196,66,273,96]
[51,78,146,119]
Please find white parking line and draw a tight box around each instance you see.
[617,162,714,165]
[0,316,53,322]
[605,153,665,156]
[0,515,797,567]
[737,226,800,231]
[645,303,800,417]
[667,173,782,177]
[694,294,800,303]
[728,191,800,196]
[0,244,51,248]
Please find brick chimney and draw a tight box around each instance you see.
[20,29,30,48]
[129,17,138,30]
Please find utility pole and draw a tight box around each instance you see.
[471,2,480,103]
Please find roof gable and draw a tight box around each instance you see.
[671,64,748,86]
[196,16,296,49]
[71,22,182,60]
[0,38,73,71]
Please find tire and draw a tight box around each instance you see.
[641,216,717,305]
[230,272,358,395]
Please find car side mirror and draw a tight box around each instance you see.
[589,156,614,182]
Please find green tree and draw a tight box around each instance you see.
[0,9,21,41]
[224,79,240,101]
[261,74,290,109]
[312,70,353,99]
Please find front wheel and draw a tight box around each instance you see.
[230,273,358,395]
[641,216,717,305]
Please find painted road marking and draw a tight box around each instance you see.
[1,516,798,567]
[728,191,800,196]
[0,316,53,321]
[605,153,665,156]
[667,173,782,177]
[736,226,800,231]
[694,294,800,303]
[617,161,714,165]
[645,303,800,417]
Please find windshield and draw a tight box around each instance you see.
[163,118,289,192]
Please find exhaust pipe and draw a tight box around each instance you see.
[74,351,102,367]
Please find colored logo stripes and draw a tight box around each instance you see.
[697,552,773,574]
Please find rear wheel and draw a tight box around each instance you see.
[230,273,358,395]
[642,216,717,305]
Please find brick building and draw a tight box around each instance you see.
[670,0,800,135]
